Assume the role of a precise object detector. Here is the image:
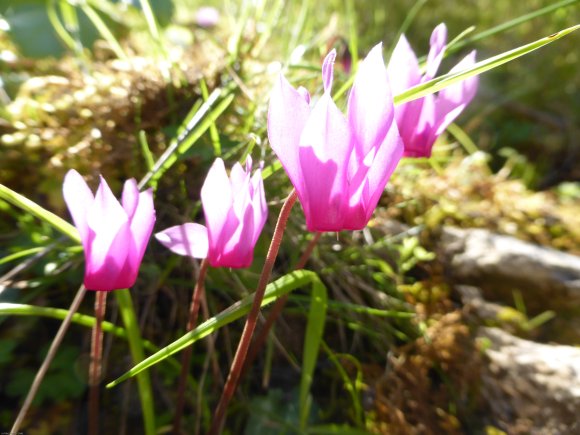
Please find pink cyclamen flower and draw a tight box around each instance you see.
[63,169,156,291]
[155,157,267,268]
[268,43,403,232]
[387,23,478,158]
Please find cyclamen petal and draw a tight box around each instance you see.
[268,42,404,232]
[388,23,479,158]
[63,169,156,291]
[155,223,209,258]
[156,157,268,269]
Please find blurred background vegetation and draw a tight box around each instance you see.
[0,0,578,433]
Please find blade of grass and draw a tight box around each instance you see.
[46,0,88,63]
[227,0,252,58]
[0,301,198,387]
[320,341,364,427]
[79,3,128,60]
[287,0,311,60]
[446,123,479,155]
[138,0,162,43]
[200,79,222,157]
[10,285,87,434]
[0,184,79,243]
[395,25,580,106]
[139,130,155,172]
[0,247,45,266]
[344,0,359,68]
[307,426,371,435]
[386,0,428,61]
[106,270,322,388]
[138,82,237,189]
[299,276,327,430]
[115,289,156,435]
[447,0,579,55]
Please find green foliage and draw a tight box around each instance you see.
[4,345,84,406]
[1,0,579,432]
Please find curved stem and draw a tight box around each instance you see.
[11,284,87,433]
[244,232,322,374]
[173,258,210,434]
[89,290,107,435]
[209,189,298,435]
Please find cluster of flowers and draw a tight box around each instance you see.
[63,24,477,290]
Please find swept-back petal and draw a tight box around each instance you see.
[267,73,310,193]
[434,50,479,136]
[201,158,233,246]
[348,43,395,159]
[86,176,130,270]
[62,169,94,247]
[155,223,209,258]
[322,49,336,92]
[387,34,421,96]
[424,23,447,81]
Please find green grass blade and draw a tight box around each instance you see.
[115,289,156,435]
[299,276,327,430]
[394,25,580,106]
[0,302,127,337]
[320,342,364,427]
[261,160,283,180]
[307,425,371,434]
[344,0,359,67]
[446,123,479,155]
[447,0,579,55]
[138,130,156,172]
[200,79,222,157]
[287,0,311,59]
[0,248,45,266]
[0,184,79,243]
[0,302,195,385]
[386,0,428,61]
[106,270,320,388]
[138,83,237,189]
[138,0,162,43]
[80,3,127,60]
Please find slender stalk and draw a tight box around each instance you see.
[11,284,87,433]
[209,190,298,434]
[88,290,107,435]
[173,258,210,434]
[244,232,322,373]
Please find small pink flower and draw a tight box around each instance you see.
[63,170,156,291]
[195,6,220,28]
[156,157,267,268]
[268,43,403,232]
[387,23,479,158]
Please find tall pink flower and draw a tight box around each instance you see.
[156,157,267,268]
[268,43,403,232]
[63,169,156,291]
[387,23,478,158]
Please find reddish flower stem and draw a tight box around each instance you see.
[243,232,322,374]
[173,258,210,434]
[88,290,107,435]
[209,189,298,435]
[11,284,87,434]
